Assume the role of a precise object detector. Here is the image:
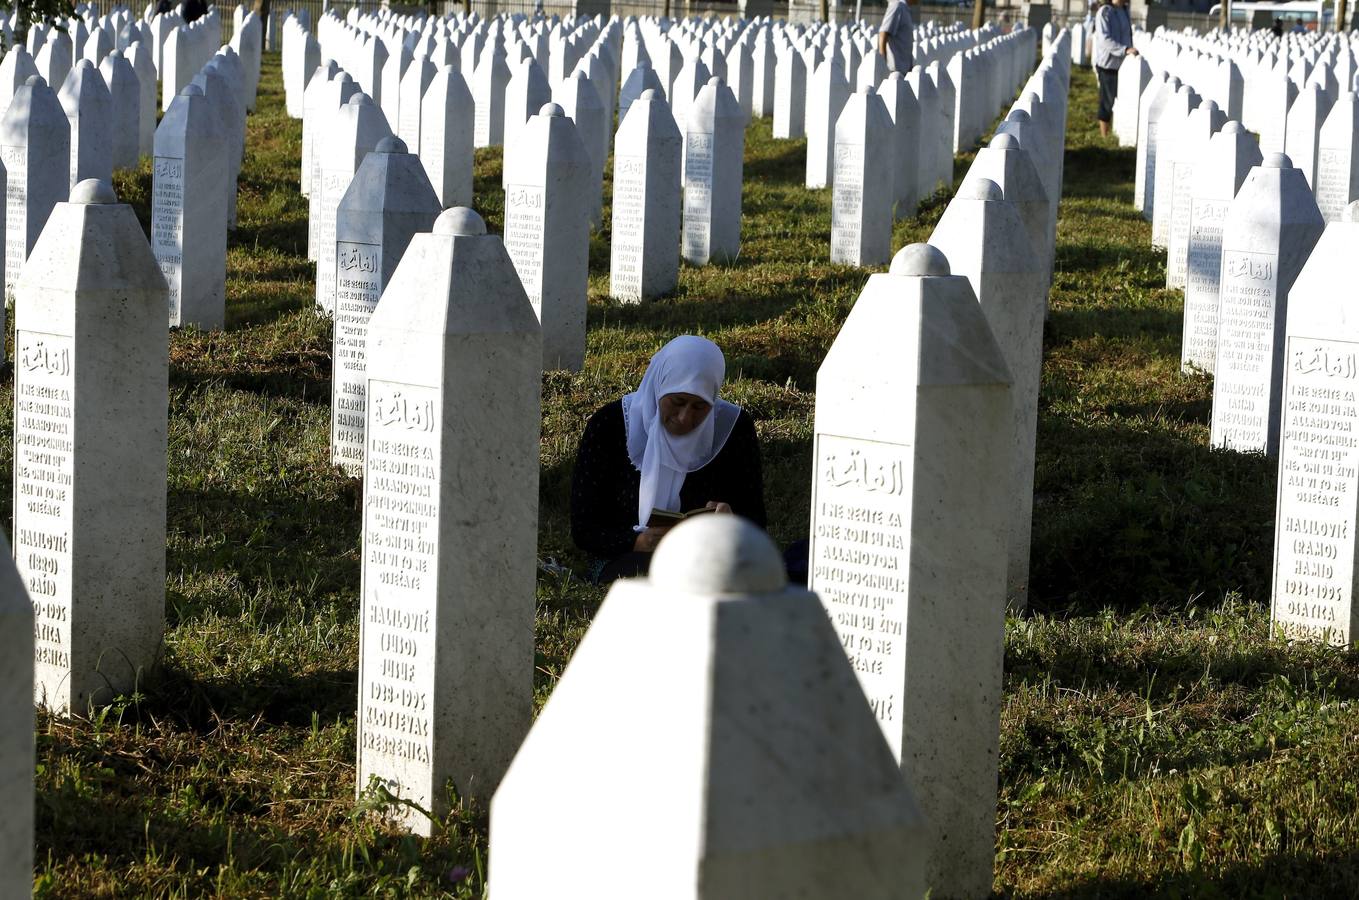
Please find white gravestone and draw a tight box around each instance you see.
[963,133,1052,285]
[1134,73,1174,217]
[683,77,743,266]
[1114,54,1151,148]
[617,60,663,128]
[197,59,246,230]
[0,537,31,900]
[1271,201,1359,647]
[1314,91,1359,223]
[472,45,511,147]
[332,136,441,476]
[58,59,112,191]
[396,53,436,157]
[878,72,920,221]
[356,206,539,836]
[15,179,168,713]
[300,61,341,199]
[809,243,1010,899]
[1151,85,1199,249]
[316,93,392,315]
[1210,153,1326,456]
[490,515,928,900]
[35,31,72,101]
[125,41,156,158]
[420,66,475,209]
[1165,101,1224,290]
[2,75,68,300]
[830,85,894,267]
[504,103,590,372]
[98,51,138,171]
[502,57,551,164]
[805,57,849,190]
[306,71,360,258]
[1181,122,1261,374]
[610,88,681,303]
[153,84,228,330]
[905,67,944,198]
[554,71,607,230]
[772,44,806,140]
[930,178,1046,610]
[1285,83,1333,191]
[0,46,39,125]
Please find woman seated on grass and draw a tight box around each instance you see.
[570,334,767,583]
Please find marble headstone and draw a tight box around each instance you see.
[683,77,743,266]
[316,93,392,315]
[58,59,112,191]
[609,89,681,303]
[830,85,894,267]
[1,76,69,299]
[0,536,31,900]
[1314,92,1359,222]
[419,67,475,209]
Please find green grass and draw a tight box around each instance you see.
[20,52,1359,898]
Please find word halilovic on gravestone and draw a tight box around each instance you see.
[1181,122,1261,374]
[356,206,539,836]
[419,66,474,209]
[830,85,893,267]
[1271,201,1359,646]
[15,179,168,713]
[317,93,391,316]
[1210,154,1326,456]
[808,243,1010,898]
[1314,91,1359,223]
[684,77,743,267]
[490,515,928,899]
[610,88,680,303]
[0,537,32,900]
[2,76,68,301]
[504,102,590,372]
[331,136,441,476]
[153,84,228,329]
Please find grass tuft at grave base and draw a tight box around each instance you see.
[19,54,1359,898]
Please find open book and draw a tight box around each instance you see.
[647,506,718,528]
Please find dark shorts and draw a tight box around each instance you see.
[1096,66,1119,123]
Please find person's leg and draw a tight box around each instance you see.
[1096,67,1118,137]
[596,551,653,584]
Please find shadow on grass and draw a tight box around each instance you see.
[1026,850,1359,899]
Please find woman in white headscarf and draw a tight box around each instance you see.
[571,335,767,583]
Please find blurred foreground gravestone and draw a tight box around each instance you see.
[0,537,32,900]
[491,515,927,899]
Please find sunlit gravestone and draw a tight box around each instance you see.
[3,76,68,300]
[683,77,743,266]
[98,50,138,170]
[1181,121,1261,374]
[504,102,591,372]
[15,179,168,713]
[0,537,32,900]
[808,243,1010,898]
[1210,153,1326,456]
[356,206,539,836]
[419,66,474,209]
[58,59,112,191]
[830,85,893,267]
[805,55,848,190]
[609,88,680,303]
[305,70,359,259]
[1314,91,1359,223]
[490,515,927,899]
[1150,84,1199,250]
[1164,100,1223,290]
[878,72,920,221]
[1134,73,1175,218]
[316,93,392,316]
[331,136,441,476]
[1271,201,1359,647]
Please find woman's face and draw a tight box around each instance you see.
[659,392,713,436]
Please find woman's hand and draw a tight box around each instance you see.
[633,527,671,552]
[705,502,733,514]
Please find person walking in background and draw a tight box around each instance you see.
[1093,0,1137,139]
[877,0,914,75]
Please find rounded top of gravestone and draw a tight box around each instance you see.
[24,74,41,86]
[991,132,1020,150]
[707,75,725,86]
[1169,75,1182,87]
[890,242,950,276]
[349,93,373,106]
[71,178,117,205]
[180,83,204,96]
[860,83,876,95]
[1344,200,1359,223]
[650,515,786,595]
[1223,120,1245,134]
[640,88,658,100]
[539,101,565,116]
[108,48,123,60]
[1263,151,1292,168]
[961,178,1003,201]
[75,58,94,71]
[376,135,408,153]
[434,206,487,236]
[1005,108,1031,123]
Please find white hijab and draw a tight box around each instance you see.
[622,336,742,529]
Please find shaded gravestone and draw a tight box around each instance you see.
[930,178,1045,610]
[809,242,1009,899]
[610,88,681,303]
[490,515,927,899]
[306,71,360,257]
[2,75,68,299]
[683,77,743,266]
[963,133,1052,285]
[35,30,72,99]
[125,42,156,158]
[0,536,31,900]
[58,59,112,191]
[99,50,138,170]
[805,56,849,190]
[301,61,342,199]
[878,72,920,221]
[670,56,711,174]
[332,136,441,476]
[316,93,392,315]
[153,84,228,329]
[554,70,607,229]
[830,85,893,267]
[905,66,943,198]
[1315,91,1359,222]
[1271,201,1359,646]
[1257,72,1297,158]
[502,57,551,158]
[1210,153,1326,456]
[773,44,806,139]
[1285,83,1333,191]
[1150,84,1199,249]
[1181,122,1261,374]
[751,29,775,117]
[420,66,474,209]
[472,44,511,147]
[617,59,663,128]
[0,46,39,124]
[192,62,245,230]
[504,103,590,372]
[1165,100,1224,290]
[356,206,539,836]
[1134,73,1174,218]
[15,179,167,713]
[925,62,955,192]
[396,53,436,156]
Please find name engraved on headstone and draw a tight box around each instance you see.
[504,184,544,307]
[683,132,713,258]
[360,379,440,779]
[332,240,381,470]
[1214,249,1278,449]
[832,142,863,260]
[610,155,645,300]
[1314,148,1350,222]
[1143,122,1159,200]
[316,169,347,305]
[809,433,908,755]
[1183,197,1231,369]
[1167,161,1194,285]
[13,329,75,688]
[151,156,184,319]
[1273,338,1359,646]
[3,145,25,289]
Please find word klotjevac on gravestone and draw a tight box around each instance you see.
[331,136,440,476]
[808,243,1011,898]
[356,207,540,835]
[15,179,168,712]
[1272,201,1359,646]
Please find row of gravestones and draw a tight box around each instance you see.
[0,27,1075,899]
[1122,27,1359,648]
